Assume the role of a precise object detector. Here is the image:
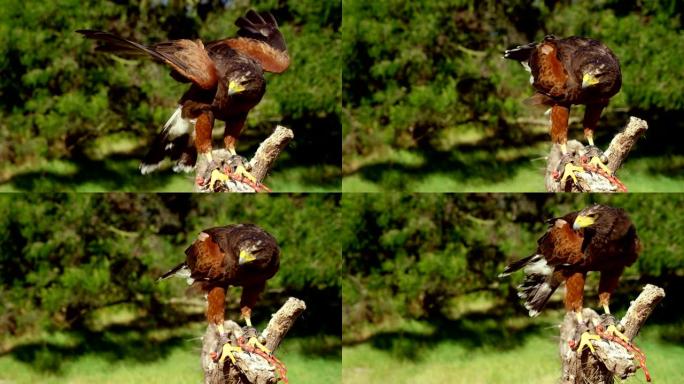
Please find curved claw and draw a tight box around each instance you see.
[247,336,271,355]
[606,324,630,343]
[577,331,600,355]
[233,163,258,184]
[209,169,230,191]
[218,342,243,365]
[561,162,585,185]
[588,156,612,175]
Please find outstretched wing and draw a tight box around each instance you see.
[77,30,219,89]
[206,10,290,73]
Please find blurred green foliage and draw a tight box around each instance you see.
[342,0,684,191]
[0,193,341,344]
[0,0,341,191]
[342,193,684,340]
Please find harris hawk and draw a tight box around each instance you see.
[159,224,280,364]
[77,10,290,189]
[504,36,621,184]
[500,204,640,353]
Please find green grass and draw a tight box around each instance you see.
[0,326,341,384]
[342,324,684,384]
[0,154,340,192]
[342,148,684,193]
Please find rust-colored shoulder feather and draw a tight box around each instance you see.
[207,10,290,73]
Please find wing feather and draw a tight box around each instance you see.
[207,10,290,73]
[77,29,218,89]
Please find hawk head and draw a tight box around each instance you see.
[572,204,605,230]
[580,59,620,92]
[237,238,279,268]
[225,68,265,102]
[581,64,607,88]
[572,204,627,239]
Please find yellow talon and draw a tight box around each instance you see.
[209,169,230,191]
[588,156,612,175]
[219,342,243,365]
[233,163,258,184]
[577,331,600,355]
[606,324,630,343]
[561,162,585,185]
[247,336,271,355]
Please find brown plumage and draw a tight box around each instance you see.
[159,224,280,328]
[504,36,621,152]
[500,204,640,317]
[77,10,290,178]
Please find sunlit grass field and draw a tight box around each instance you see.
[0,134,341,192]
[342,321,684,384]
[343,155,684,193]
[342,119,684,192]
[0,323,341,384]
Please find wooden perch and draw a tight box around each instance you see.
[195,125,294,193]
[559,284,665,384]
[201,297,306,384]
[545,116,648,192]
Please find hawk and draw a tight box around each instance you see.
[500,204,640,352]
[504,36,621,184]
[78,10,290,190]
[159,224,280,363]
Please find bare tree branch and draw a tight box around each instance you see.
[559,285,665,384]
[195,125,294,192]
[201,298,306,384]
[545,116,648,192]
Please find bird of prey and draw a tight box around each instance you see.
[504,36,621,184]
[159,224,280,364]
[78,10,290,190]
[500,204,640,353]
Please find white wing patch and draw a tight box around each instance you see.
[523,255,553,277]
[165,106,192,138]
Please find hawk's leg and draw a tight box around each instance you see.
[240,307,271,354]
[240,285,271,354]
[564,273,599,355]
[194,112,218,187]
[575,310,600,355]
[208,287,242,364]
[551,104,583,186]
[216,323,243,364]
[223,117,259,185]
[598,274,630,344]
[583,104,612,175]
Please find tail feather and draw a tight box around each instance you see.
[503,41,538,62]
[157,262,189,281]
[499,254,536,277]
[76,29,167,61]
[140,106,195,174]
[518,255,560,316]
[501,254,561,317]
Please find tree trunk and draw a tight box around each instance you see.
[559,284,665,383]
[195,125,294,193]
[546,116,648,192]
[201,298,306,384]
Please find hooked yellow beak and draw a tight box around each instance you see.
[228,80,245,96]
[582,73,599,88]
[239,250,256,265]
[573,215,595,230]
